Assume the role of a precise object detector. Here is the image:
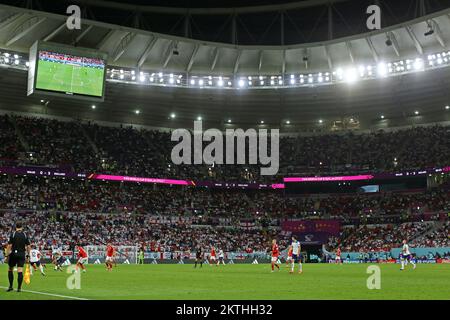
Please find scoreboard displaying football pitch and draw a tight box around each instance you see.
[27,41,107,101]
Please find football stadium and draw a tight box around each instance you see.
[0,0,449,304]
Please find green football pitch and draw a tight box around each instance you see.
[0,263,449,300]
[36,60,104,97]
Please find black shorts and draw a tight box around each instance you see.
[8,253,26,268]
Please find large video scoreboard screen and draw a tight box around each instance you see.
[27,41,107,101]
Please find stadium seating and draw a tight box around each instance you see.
[413,221,450,248]
[1,115,450,179]
[0,176,448,218]
[0,115,23,164]
[0,114,449,254]
[0,211,276,253]
[333,223,432,252]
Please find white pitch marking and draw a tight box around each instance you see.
[0,286,88,300]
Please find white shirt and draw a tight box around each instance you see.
[292,241,301,255]
[30,249,41,263]
[402,244,410,255]
[219,250,224,258]
[52,247,62,257]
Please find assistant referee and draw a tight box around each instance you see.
[5,220,30,292]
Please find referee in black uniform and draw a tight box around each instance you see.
[5,220,30,292]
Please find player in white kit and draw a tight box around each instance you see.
[29,245,46,276]
[52,246,64,271]
[400,240,416,270]
[290,236,303,274]
[217,249,226,266]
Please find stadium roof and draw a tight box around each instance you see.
[5,0,450,46]
[1,1,450,74]
[0,1,449,130]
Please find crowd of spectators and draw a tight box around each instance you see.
[0,115,23,163]
[327,220,449,256]
[0,175,447,254]
[332,222,433,252]
[0,176,448,221]
[0,114,449,181]
[0,176,258,217]
[14,116,101,172]
[0,209,447,255]
[0,114,449,254]
[280,125,450,175]
[261,190,450,219]
[0,211,276,253]
[413,221,450,248]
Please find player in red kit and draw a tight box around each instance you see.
[271,239,280,272]
[286,245,293,268]
[335,247,342,264]
[209,246,217,266]
[105,243,115,271]
[76,245,88,273]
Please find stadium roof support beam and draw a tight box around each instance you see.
[405,26,423,55]
[73,25,93,45]
[97,30,117,51]
[42,22,66,42]
[6,17,47,47]
[258,50,263,73]
[231,14,237,45]
[281,50,286,76]
[233,50,242,76]
[431,20,446,47]
[386,31,401,57]
[365,37,379,63]
[346,41,355,64]
[112,32,136,62]
[186,44,199,73]
[137,36,157,69]
[184,14,190,38]
[162,40,176,69]
[210,47,219,71]
[302,48,309,69]
[328,3,333,40]
[324,46,333,70]
[0,13,26,31]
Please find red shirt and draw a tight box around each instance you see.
[288,247,293,257]
[106,245,114,257]
[272,244,279,257]
[336,248,341,257]
[211,249,216,257]
[78,247,88,258]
